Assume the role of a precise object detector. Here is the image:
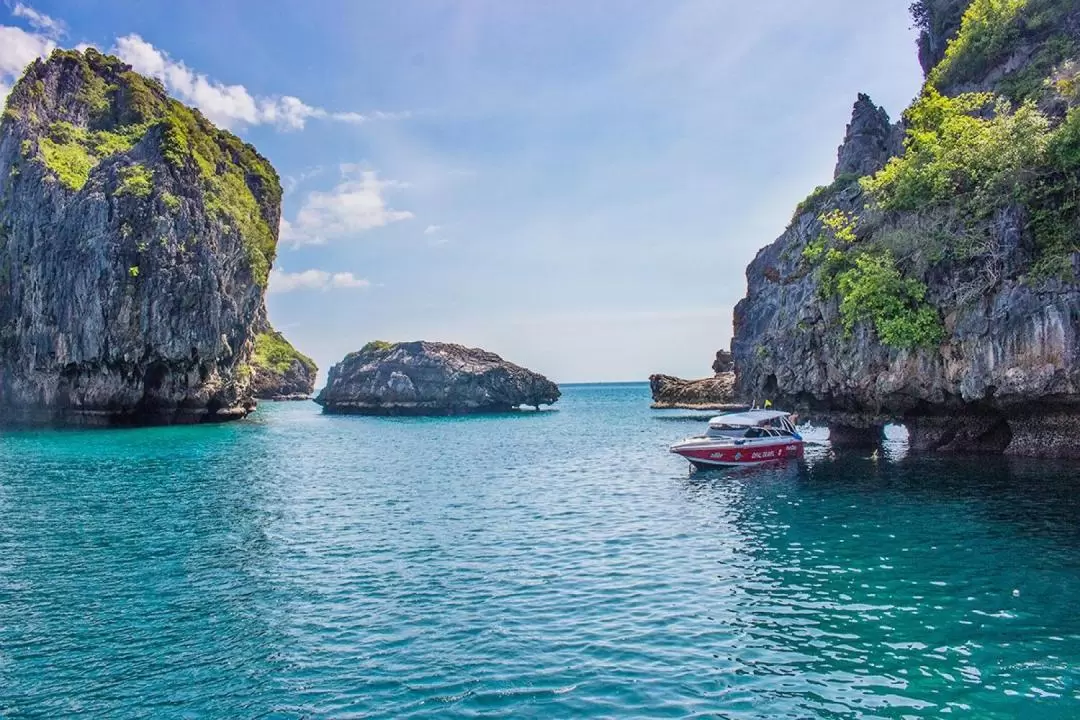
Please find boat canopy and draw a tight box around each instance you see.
[708,409,791,428]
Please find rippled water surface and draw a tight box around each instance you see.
[2,383,1080,718]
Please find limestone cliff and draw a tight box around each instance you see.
[0,49,282,424]
[732,0,1080,456]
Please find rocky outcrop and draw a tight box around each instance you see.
[649,373,742,410]
[730,0,1080,456]
[834,93,903,180]
[913,0,968,76]
[248,316,317,400]
[0,49,281,424]
[315,341,560,415]
[650,351,744,409]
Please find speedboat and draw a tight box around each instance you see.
[669,409,804,469]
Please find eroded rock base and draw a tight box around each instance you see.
[1004,408,1080,459]
[905,413,1013,454]
[828,423,885,448]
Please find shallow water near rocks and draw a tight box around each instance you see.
[1,383,1079,718]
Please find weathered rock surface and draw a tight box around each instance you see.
[834,93,903,180]
[248,315,317,400]
[649,373,742,410]
[650,351,744,409]
[315,341,560,415]
[730,1,1080,457]
[0,49,281,424]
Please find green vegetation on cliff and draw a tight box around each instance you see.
[252,331,317,375]
[116,163,153,197]
[798,0,1080,351]
[861,86,1080,279]
[6,48,281,286]
[926,0,1077,100]
[160,100,280,284]
[803,210,944,349]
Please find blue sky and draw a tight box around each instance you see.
[0,1,924,383]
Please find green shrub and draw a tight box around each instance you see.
[252,331,316,374]
[930,0,1029,89]
[803,210,943,349]
[158,99,280,285]
[835,251,944,349]
[791,173,859,223]
[116,164,153,197]
[862,89,1051,217]
[38,137,95,190]
[361,340,395,353]
[161,192,181,212]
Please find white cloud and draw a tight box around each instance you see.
[12,3,64,38]
[111,34,408,131]
[268,268,370,294]
[0,22,55,105]
[0,24,55,77]
[423,224,442,235]
[282,167,413,246]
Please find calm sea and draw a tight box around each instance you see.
[1,383,1078,718]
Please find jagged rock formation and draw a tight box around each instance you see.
[0,49,281,424]
[316,341,560,415]
[834,93,904,180]
[732,0,1080,456]
[650,351,744,409]
[248,315,317,400]
[649,374,742,410]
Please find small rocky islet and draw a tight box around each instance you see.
[649,350,742,411]
[315,341,560,416]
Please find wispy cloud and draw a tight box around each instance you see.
[281,166,413,247]
[268,268,371,294]
[423,224,442,235]
[0,24,55,101]
[11,2,63,38]
[111,34,409,131]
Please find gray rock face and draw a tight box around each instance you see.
[711,349,735,374]
[0,50,280,424]
[315,341,561,415]
[250,360,315,401]
[834,94,903,180]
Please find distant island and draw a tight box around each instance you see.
[315,341,560,416]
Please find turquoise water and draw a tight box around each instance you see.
[1,383,1079,718]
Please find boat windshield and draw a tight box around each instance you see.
[705,425,746,439]
[706,421,798,440]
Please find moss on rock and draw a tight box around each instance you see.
[252,331,316,375]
